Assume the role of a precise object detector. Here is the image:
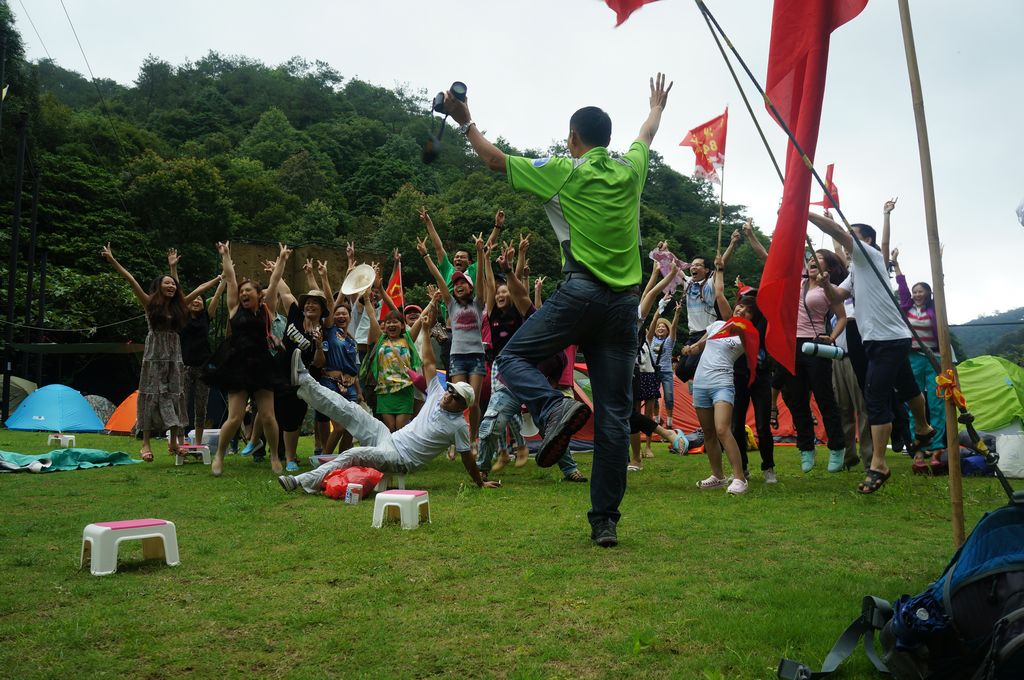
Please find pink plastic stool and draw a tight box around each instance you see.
[80,518,180,576]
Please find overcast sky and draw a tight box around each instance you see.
[14,0,1023,324]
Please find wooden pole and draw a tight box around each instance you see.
[897,0,964,547]
[716,164,726,256]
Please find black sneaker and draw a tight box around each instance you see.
[536,398,592,468]
[590,520,618,548]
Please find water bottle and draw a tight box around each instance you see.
[801,341,846,360]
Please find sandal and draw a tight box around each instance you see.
[564,470,588,483]
[669,430,689,455]
[906,428,937,455]
[140,448,154,463]
[770,406,779,430]
[627,464,642,472]
[857,468,891,494]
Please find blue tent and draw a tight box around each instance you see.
[4,384,105,432]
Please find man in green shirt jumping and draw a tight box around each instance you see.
[444,73,673,547]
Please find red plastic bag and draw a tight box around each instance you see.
[322,466,384,500]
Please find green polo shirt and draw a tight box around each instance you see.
[506,141,649,291]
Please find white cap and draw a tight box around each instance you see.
[448,381,475,408]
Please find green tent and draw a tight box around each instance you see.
[956,355,1024,432]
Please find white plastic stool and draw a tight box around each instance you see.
[80,518,180,576]
[372,490,430,530]
[48,434,76,448]
[375,472,407,492]
[175,445,211,466]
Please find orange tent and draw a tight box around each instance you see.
[105,390,138,435]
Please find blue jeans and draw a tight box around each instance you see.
[496,276,638,525]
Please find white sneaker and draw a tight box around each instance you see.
[764,468,778,484]
[289,348,308,386]
[696,474,730,490]
[727,478,749,495]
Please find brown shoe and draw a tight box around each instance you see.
[491,451,510,473]
[514,446,529,468]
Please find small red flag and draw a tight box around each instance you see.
[680,108,728,184]
[380,262,404,322]
[709,317,760,385]
[757,0,868,373]
[604,0,659,26]
[809,163,841,209]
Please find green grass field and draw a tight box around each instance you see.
[0,430,1009,679]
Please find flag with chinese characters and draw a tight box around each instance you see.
[380,262,404,322]
[757,0,868,373]
[709,316,760,385]
[680,108,728,183]
[604,0,660,26]
[809,163,840,209]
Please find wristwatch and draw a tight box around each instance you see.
[459,121,476,134]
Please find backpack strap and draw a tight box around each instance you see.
[974,606,1024,680]
[778,596,893,679]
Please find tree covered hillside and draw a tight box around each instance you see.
[0,6,768,349]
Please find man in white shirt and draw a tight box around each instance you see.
[279,304,500,493]
[809,212,931,494]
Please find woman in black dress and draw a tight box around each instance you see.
[204,241,290,476]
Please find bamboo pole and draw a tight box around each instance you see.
[716,164,726,256]
[897,0,964,547]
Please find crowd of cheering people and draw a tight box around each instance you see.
[100,72,949,547]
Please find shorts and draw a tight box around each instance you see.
[692,384,735,409]
[863,339,920,425]
[275,390,308,432]
[376,385,414,415]
[448,352,487,377]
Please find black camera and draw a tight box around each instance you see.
[423,81,467,164]
[432,81,467,113]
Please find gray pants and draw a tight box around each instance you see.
[833,357,872,470]
[291,375,409,494]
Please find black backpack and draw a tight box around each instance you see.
[779,460,1024,680]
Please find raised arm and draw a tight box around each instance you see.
[713,256,731,319]
[670,300,682,341]
[418,207,447,262]
[486,210,505,253]
[881,198,896,269]
[185,275,221,305]
[217,242,238,313]
[410,285,438,342]
[167,248,181,283]
[531,275,544,311]
[264,243,291,315]
[742,219,768,262]
[639,263,679,319]
[302,258,318,291]
[417,237,451,304]
[418,293,440,384]
[101,243,150,307]
[636,72,673,146]
[206,276,226,319]
[514,233,530,281]
[473,234,487,303]
[892,248,913,313]
[442,94,507,174]
[721,229,742,267]
[808,211,853,253]
[364,288,382,346]
[317,259,334,308]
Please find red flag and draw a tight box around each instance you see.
[605,0,659,26]
[757,0,868,373]
[680,108,728,184]
[809,163,840,209]
[380,262,403,322]
[709,317,760,385]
